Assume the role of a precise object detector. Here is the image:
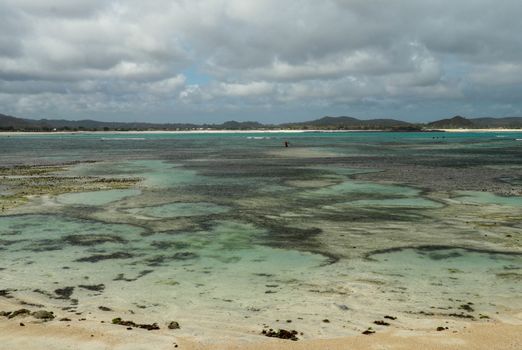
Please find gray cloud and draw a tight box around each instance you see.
[1,0,521,123]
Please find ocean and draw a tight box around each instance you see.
[0,131,521,339]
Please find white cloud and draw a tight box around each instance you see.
[219,81,274,97]
[1,0,521,122]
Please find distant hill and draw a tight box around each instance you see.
[2,112,522,131]
[282,116,413,130]
[472,117,522,128]
[0,113,264,131]
[427,116,475,129]
[427,115,522,129]
[0,113,36,130]
[219,120,266,130]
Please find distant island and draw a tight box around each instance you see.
[1,113,522,132]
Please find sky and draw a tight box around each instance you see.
[1,0,522,124]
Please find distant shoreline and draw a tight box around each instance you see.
[0,129,391,135]
[0,128,522,136]
[440,128,522,132]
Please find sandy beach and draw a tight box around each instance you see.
[1,315,520,350]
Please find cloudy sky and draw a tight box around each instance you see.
[1,0,521,123]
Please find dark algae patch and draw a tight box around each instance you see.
[54,286,74,299]
[64,234,127,246]
[365,245,522,261]
[78,284,105,292]
[75,252,134,263]
[113,270,153,282]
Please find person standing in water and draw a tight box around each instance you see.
[284,141,289,147]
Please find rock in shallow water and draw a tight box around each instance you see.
[8,309,30,319]
[262,328,299,341]
[112,317,160,331]
[168,321,180,329]
[32,310,55,320]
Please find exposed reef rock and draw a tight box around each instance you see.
[112,317,160,331]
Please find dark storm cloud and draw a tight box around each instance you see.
[0,0,521,122]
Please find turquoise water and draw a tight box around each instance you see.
[455,191,522,207]
[126,202,230,219]
[56,189,141,206]
[0,131,521,337]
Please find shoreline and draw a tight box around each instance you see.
[0,128,521,136]
[0,315,520,350]
[439,128,522,132]
[1,129,389,135]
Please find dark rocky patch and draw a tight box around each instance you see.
[365,245,522,261]
[362,328,375,335]
[448,313,475,319]
[262,328,299,341]
[459,303,474,312]
[384,315,397,320]
[150,241,189,250]
[32,310,55,320]
[54,287,74,299]
[144,255,168,267]
[0,289,15,299]
[168,321,180,329]
[64,234,127,246]
[78,284,105,292]
[374,320,390,326]
[98,306,112,312]
[75,252,134,263]
[19,300,44,307]
[112,317,160,331]
[8,309,31,319]
[437,326,449,331]
[172,251,199,260]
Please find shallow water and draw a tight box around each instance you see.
[0,131,521,338]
